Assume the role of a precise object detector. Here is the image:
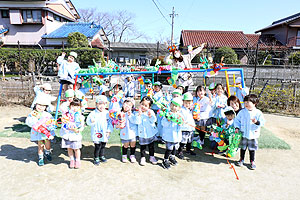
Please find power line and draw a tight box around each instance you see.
[151,0,172,26]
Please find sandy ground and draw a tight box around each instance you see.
[0,106,300,200]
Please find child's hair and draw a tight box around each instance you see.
[113,84,122,90]
[224,110,235,117]
[140,96,153,107]
[227,95,242,108]
[70,98,81,107]
[121,99,134,112]
[244,94,259,105]
[195,85,205,96]
[177,85,184,90]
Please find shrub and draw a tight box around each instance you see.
[288,51,300,65]
[214,47,239,64]
[67,32,89,48]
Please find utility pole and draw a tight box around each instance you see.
[169,7,177,45]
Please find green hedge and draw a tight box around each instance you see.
[0,48,103,73]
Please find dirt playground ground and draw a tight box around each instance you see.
[0,105,299,200]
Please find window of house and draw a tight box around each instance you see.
[296,30,300,46]
[22,10,42,23]
[53,14,61,22]
[1,10,9,18]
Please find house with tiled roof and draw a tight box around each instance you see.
[110,42,169,66]
[180,30,261,64]
[255,12,300,49]
[42,22,109,49]
[0,0,80,47]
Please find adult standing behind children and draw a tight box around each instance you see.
[57,52,81,92]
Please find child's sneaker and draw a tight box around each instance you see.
[74,160,81,169]
[122,155,128,163]
[69,160,75,169]
[140,157,146,166]
[94,158,100,166]
[129,155,136,163]
[236,159,244,167]
[177,152,184,160]
[38,158,44,166]
[45,153,52,161]
[162,159,171,169]
[169,156,178,166]
[149,156,158,165]
[250,161,256,170]
[100,156,107,163]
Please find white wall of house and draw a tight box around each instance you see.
[45,38,67,45]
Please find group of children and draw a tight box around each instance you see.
[25,51,265,171]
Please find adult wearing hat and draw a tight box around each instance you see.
[57,51,81,92]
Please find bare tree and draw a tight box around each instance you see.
[79,9,146,42]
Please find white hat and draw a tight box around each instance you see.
[96,95,108,103]
[236,77,242,84]
[69,51,78,59]
[41,83,52,91]
[35,95,50,106]
[124,97,135,107]
[171,97,183,107]
[223,106,236,116]
[183,92,193,101]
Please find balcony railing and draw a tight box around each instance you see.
[287,36,300,47]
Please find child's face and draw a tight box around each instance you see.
[197,88,205,98]
[114,87,120,95]
[123,101,133,112]
[183,100,193,109]
[70,105,81,112]
[145,84,152,89]
[154,85,161,92]
[244,101,255,111]
[172,94,180,98]
[170,103,181,113]
[67,97,74,102]
[177,87,184,94]
[127,76,132,82]
[67,56,75,63]
[230,101,240,111]
[140,101,150,112]
[96,102,106,112]
[76,83,81,90]
[216,85,224,96]
[36,104,46,112]
[226,114,235,121]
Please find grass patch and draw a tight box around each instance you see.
[0,124,291,150]
[258,127,291,149]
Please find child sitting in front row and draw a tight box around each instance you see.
[86,95,113,166]
[161,97,183,169]
[135,96,158,166]
[119,98,137,163]
[26,96,55,166]
[234,94,265,170]
[60,98,85,169]
[177,92,196,159]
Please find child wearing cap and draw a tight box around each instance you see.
[177,92,196,159]
[234,94,265,170]
[60,89,75,114]
[60,98,85,169]
[74,79,88,112]
[172,89,182,99]
[123,75,136,98]
[119,98,138,163]
[161,97,183,169]
[86,95,113,165]
[151,81,163,113]
[141,79,152,99]
[134,96,158,166]
[26,96,56,166]
[57,52,81,92]
[109,84,124,111]
[31,83,55,112]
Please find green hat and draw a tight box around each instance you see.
[65,89,75,98]
[208,83,216,90]
[153,81,162,86]
[145,79,152,84]
[171,97,183,107]
[69,51,78,59]
[172,89,182,96]
[96,95,108,103]
[183,92,193,101]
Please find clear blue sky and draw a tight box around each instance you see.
[72,0,300,43]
